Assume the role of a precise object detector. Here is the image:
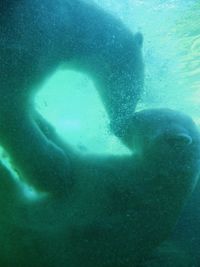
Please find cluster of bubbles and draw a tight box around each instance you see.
[34,0,200,154]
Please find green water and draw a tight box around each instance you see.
[35,0,200,154]
[1,1,200,266]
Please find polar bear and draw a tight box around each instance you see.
[0,0,144,196]
[0,108,199,267]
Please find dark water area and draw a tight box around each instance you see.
[0,0,200,266]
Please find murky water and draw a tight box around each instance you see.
[1,1,200,266]
[36,0,200,155]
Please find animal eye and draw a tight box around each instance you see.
[165,133,192,146]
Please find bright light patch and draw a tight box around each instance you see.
[35,69,130,155]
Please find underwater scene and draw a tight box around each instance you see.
[36,0,200,154]
[0,0,200,266]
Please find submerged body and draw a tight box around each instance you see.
[1,1,200,266]
[0,0,143,195]
[0,109,200,266]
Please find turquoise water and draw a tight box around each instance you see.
[0,0,200,267]
[35,0,200,155]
